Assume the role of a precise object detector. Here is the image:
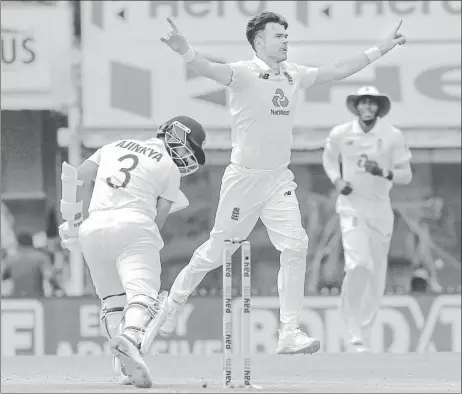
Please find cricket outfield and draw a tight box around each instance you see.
[1,353,460,393]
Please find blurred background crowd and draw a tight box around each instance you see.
[1,0,461,300]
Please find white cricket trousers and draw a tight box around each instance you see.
[78,210,163,302]
[338,198,394,343]
[170,163,309,325]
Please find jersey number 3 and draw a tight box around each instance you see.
[106,154,139,189]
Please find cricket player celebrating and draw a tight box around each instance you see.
[322,86,412,352]
[59,116,206,387]
[160,12,406,354]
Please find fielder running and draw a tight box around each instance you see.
[59,116,206,387]
[159,12,407,354]
[322,86,412,352]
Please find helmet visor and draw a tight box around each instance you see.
[164,121,199,177]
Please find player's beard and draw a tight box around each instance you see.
[358,108,378,126]
[362,118,377,126]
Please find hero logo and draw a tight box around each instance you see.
[150,1,267,18]
[231,295,461,353]
[148,1,459,29]
[149,1,312,27]
[1,300,44,356]
[305,65,461,103]
[271,88,290,115]
[355,1,460,16]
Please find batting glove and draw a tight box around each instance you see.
[364,160,384,177]
[334,178,353,196]
[58,221,80,252]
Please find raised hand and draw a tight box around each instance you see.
[379,20,407,55]
[160,17,190,55]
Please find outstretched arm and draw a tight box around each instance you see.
[160,17,233,86]
[310,20,407,86]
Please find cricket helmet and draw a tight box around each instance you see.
[158,116,206,177]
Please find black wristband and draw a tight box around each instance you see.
[386,170,394,181]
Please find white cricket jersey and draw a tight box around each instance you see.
[86,138,181,221]
[322,118,411,211]
[225,56,318,170]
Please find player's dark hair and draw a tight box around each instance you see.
[246,11,288,51]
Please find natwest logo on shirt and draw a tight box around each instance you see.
[271,88,290,116]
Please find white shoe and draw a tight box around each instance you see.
[159,295,184,336]
[276,326,321,355]
[350,338,372,353]
[117,374,132,386]
[110,335,152,388]
[112,355,132,385]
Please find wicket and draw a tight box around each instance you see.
[222,239,251,389]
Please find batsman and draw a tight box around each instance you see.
[59,116,206,387]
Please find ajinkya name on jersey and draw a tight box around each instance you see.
[115,140,164,162]
[259,72,293,117]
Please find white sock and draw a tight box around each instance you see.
[281,323,298,330]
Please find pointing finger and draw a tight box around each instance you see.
[167,17,179,33]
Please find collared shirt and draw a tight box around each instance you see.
[322,117,412,210]
[224,55,318,170]
[87,138,180,220]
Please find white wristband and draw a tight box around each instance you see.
[181,47,196,63]
[364,47,382,64]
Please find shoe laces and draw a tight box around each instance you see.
[292,327,306,337]
[284,325,305,338]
